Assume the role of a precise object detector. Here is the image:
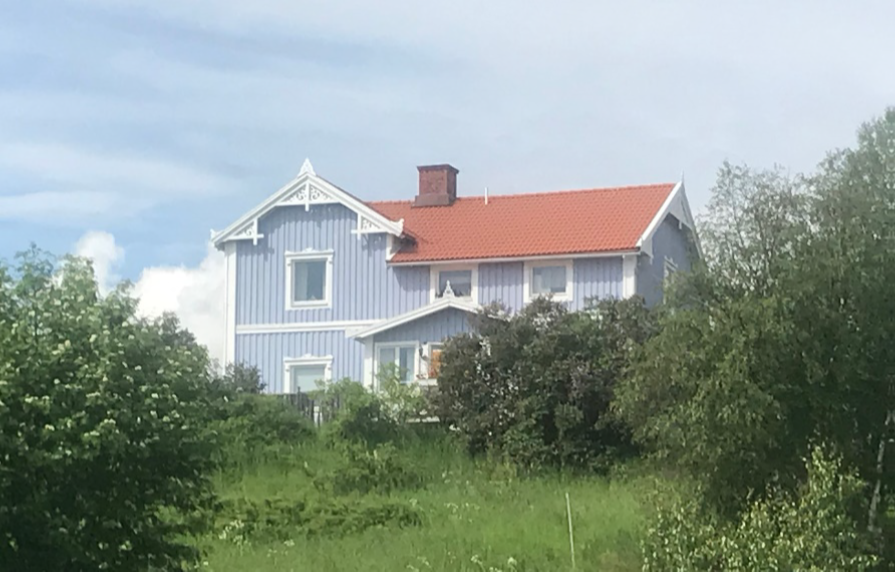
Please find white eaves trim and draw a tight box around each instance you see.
[211,158,403,249]
[389,250,639,267]
[348,297,481,340]
[636,179,699,259]
[236,319,379,335]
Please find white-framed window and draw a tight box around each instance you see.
[523,259,573,303]
[285,250,333,310]
[664,257,678,280]
[283,355,332,394]
[374,342,419,386]
[430,265,478,301]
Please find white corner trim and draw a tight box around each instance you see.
[522,259,574,304]
[236,319,378,335]
[285,250,334,311]
[349,297,480,340]
[362,337,375,389]
[283,354,333,393]
[223,242,237,365]
[430,264,479,303]
[211,165,403,248]
[622,254,638,298]
[636,180,696,259]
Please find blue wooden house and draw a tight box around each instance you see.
[211,160,698,393]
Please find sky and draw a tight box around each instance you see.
[2,1,894,361]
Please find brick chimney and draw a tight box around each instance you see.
[413,164,458,207]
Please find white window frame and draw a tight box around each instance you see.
[430,264,478,302]
[664,256,678,280]
[283,355,333,394]
[373,341,420,388]
[523,259,574,303]
[285,250,334,310]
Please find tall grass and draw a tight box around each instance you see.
[199,432,648,571]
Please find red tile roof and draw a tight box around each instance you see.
[368,183,675,263]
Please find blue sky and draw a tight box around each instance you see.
[2,0,894,356]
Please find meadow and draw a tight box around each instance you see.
[198,432,651,572]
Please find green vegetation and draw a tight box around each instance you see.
[200,434,647,572]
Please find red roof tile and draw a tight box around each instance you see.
[368,183,675,263]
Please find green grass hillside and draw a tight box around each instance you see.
[198,435,648,572]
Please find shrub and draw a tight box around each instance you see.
[0,249,218,571]
[435,297,654,470]
[211,394,315,467]
[642,446,880,571]
[315,377,406,447]
[312,442,423,496]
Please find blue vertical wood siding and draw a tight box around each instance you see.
[636,215,696,307]
[235,204,430,325]
[373,308,474,344]
[235,331,363,393]
[479,262,524,311]
[573,257,623,308]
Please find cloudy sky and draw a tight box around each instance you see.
[2,1,893,360]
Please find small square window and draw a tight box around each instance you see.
[286,252,332,309]
[531,265,567,296]
[437,270,472,297]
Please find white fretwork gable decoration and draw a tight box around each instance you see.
[442,281,455,298]
[211,157,404,249]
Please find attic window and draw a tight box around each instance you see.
[285,250,333,309]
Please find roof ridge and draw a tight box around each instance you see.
[367,182,676,205]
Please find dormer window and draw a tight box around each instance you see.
[431,265,478,301]
[523,259,573,303]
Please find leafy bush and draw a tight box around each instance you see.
[211,394,315,467]
[435,297,655,470]
[0,249,218,571]
[311,442,423,496]
[642,447,880,571]
[216,494,423,543]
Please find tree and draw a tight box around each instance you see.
[615,109,895,533]
[0,248,218,571]
[436,297,655,470]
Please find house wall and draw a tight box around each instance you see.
[373,308,474,344]
[636,214,695,307]
[235,331,363,393]
[235,204,430,325]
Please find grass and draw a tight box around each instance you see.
[197,435,650,572]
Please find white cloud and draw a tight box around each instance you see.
[74,230,125,295]
[73,231,226,363]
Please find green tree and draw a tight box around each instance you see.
[0,248,218,571]
[615,109,895,533]
[436,297,655,470]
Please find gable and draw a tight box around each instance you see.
[211,159,403,249]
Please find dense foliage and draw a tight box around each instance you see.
[616,110,895,565]
[0,249,218,571]
[435,297,655,470]
[642,447,879,571]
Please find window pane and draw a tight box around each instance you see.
[532,266,567,295]
[398,347,415,383]
[290,364,326,393]
[438,270,472,297]
[378,347,396,365]
[292,259,326,302]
